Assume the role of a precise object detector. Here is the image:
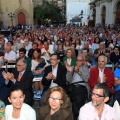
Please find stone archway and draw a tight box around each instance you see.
[101,6,106,24]
[114,1,120,25]
[18,12,26,25]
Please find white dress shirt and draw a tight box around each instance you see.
[49,64,58,88]
[78,102,117,120]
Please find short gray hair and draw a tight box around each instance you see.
[77,54,85,61]
[94,83,110,97]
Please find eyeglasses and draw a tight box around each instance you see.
[76,59,83,62]
[16,64,24,67]
[90,92,105,98]
[49,97,62,102]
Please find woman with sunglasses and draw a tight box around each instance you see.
[39,86,73,120]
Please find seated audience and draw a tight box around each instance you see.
[2,59,34,106]
[78,83,117,120]
[40,54,67,105]
[28,42,38,58]
[41,41,54,62]
[63,48,76,83]
[88,55,114,106]
[67,54,89,120]
[110,46,120,64]
[0,60,10,105]
[39,86,73,120]
[55,44,65,63]
[32,48,46,99]
[5,85,36,120]
[113,68,120,103]
[3,45,16,63]
[16,48,31,70]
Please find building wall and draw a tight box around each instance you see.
[66,0,90,25]
[0,0,33,26]
[95,0,120,25]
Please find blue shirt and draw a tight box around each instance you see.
[114,69,120,91]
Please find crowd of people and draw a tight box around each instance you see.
[0,24,120,120]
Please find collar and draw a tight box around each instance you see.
[52,64,58,70]
[19,69,26,75]
[98,67,105,72]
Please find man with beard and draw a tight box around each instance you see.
[78,83,116,120]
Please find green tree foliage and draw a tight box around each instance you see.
[34,0,63,22]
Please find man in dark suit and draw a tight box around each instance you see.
[42,53,67,91]
[2,59,34,106]
[40,54,67,105]
[110,46,120,64]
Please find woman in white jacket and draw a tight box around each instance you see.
[5,85,36,120]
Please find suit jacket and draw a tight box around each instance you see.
[39,105,73,120]
[42,63,67,91]
[88,67,114,94]
[110,52,120,64]
[0,69,10,105]
[7,69,34,106]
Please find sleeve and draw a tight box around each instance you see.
[114,69,120,79]
[80,67,89,82]
[12,52,17,60]
[105,70,114,89]
[15,71,34,90]
[5,105,10,120]
[88,68,98,90]
[27,109,36,120]
[42,67,51,86]
[78,106,88,120]
[53,66,67,87]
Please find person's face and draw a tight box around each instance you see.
[114,48,119,54]
[58,45,62,50]
[99,43,105,50]
[33,51,39,59]
[71,45,75,49]
[98,56,106,69]
[24,40,29,45]
[5,47,10,53]
[95,38,99,43]
[19,52,25,58]
[17,38,21,42]
[82,50,88,56]
[50,55,59,67]
[8,90,25,109]
[48,91,63,111]
[44,42,49,49]
[16,60,26,72]
[32,44,38,49]
[91,89,105,107]
[66,50,72,58]
[76,56,84,67]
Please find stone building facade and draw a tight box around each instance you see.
[0,0,34,26]
[89,0,120,25]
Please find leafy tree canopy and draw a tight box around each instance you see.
[34,0,63,22]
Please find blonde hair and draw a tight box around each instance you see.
[46,86,70,108]
[66,48,76,58]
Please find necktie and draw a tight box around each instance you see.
[18,74,22,81]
